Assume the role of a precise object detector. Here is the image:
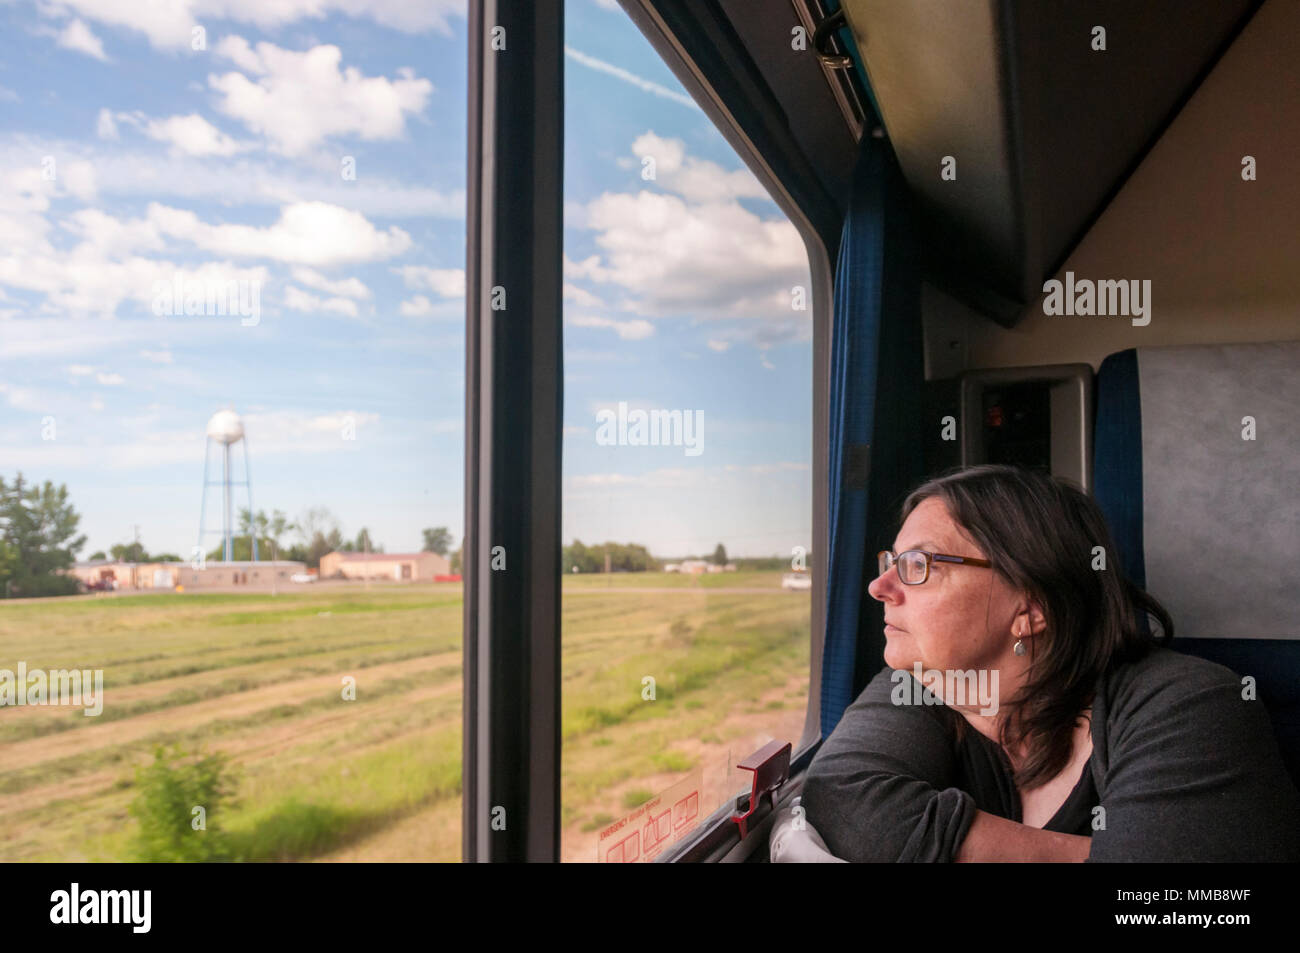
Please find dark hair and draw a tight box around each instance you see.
[899,464,1173,790]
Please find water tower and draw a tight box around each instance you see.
[197,409,258,562]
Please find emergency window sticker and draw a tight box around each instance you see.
[598,767,704,863]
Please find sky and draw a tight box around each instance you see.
[0,0,812,562]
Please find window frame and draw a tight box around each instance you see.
[465,0,845,863]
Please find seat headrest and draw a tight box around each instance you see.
[1095,342,1300,640]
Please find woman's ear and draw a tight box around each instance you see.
[1024,599,1047,635]
[1012,599,1047,637]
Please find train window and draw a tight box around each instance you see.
[561,1,814,861]
[0,7,464,861]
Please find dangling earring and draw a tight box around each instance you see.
[1013,625,1027,656]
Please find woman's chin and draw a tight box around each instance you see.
[882,643,917,672]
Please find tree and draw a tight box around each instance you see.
[353,525,379,553]
[292,515,346,567]
[0,473,87,597]
[561,540,656,574]
[422,527,451,556]
[712,543,728,566]
[295,507,336,547]
[89,550,106,560]
[267,511,294,562]
[302,533,332,569]
[449,541,462,575]
[110,541,148,562]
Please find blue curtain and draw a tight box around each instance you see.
[821,133,923,738]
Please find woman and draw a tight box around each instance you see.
[800,465,1300,862]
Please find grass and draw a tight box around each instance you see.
[0,575,809,861]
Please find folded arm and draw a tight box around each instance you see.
[801,666,1091,862]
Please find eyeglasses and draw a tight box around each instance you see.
[877,549,992,585]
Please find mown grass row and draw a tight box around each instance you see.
[1,580,810,861]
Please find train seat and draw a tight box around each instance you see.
[1094,341,1300,788]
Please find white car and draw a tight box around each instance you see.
[290,573,316,583]
[781,572,812,591]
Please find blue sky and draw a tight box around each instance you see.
[0,0,812,561]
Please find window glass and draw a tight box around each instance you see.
[562,0,814,862]
[0,4,465,861]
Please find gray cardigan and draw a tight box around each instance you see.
[800,646,1300,862]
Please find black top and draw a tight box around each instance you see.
[801,646,1300,861]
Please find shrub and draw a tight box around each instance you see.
[128,744,238,862]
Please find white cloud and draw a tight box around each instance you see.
[629,131,768,205]
[55,18,110,61]
[68,364,95,376]
[140,113,248,157]
[282,284,359,317]
[0,407,386,471]
[59,160,99,202]
[398,295,434,317]
[0,381,46,411]
[29,0,467,51]
[242,408,383,457]
[563,134,808,340]
[392,265,465,297]
[571,145,808,325]
[291,267,370,299]
[209,38,433,156]
[140,349,173,363]
[707,340,730,352]
[147,200,412,266]
[0,239,269,318]
[61,206,164,255]
[568,313,654,340]
[96,372,125,385]
[563,283,605,308]
[3,137,463,221]
[96,108,118,139]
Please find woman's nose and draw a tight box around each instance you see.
[867,568,896,603]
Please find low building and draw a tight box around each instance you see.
[319,551,450,582]
[69,559,307,590]
[172,561,306,589]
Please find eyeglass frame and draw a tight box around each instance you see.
[876,549,993,585]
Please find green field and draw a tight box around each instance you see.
[0,576,809,861]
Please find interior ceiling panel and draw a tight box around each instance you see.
[838,0,1260,323]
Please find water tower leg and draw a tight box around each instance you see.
[223,441,232,562]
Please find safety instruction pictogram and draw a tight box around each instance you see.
[597,767,704,862]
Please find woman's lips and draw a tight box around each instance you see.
[884,623,905,633]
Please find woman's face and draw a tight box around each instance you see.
[868,496,1036,676]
